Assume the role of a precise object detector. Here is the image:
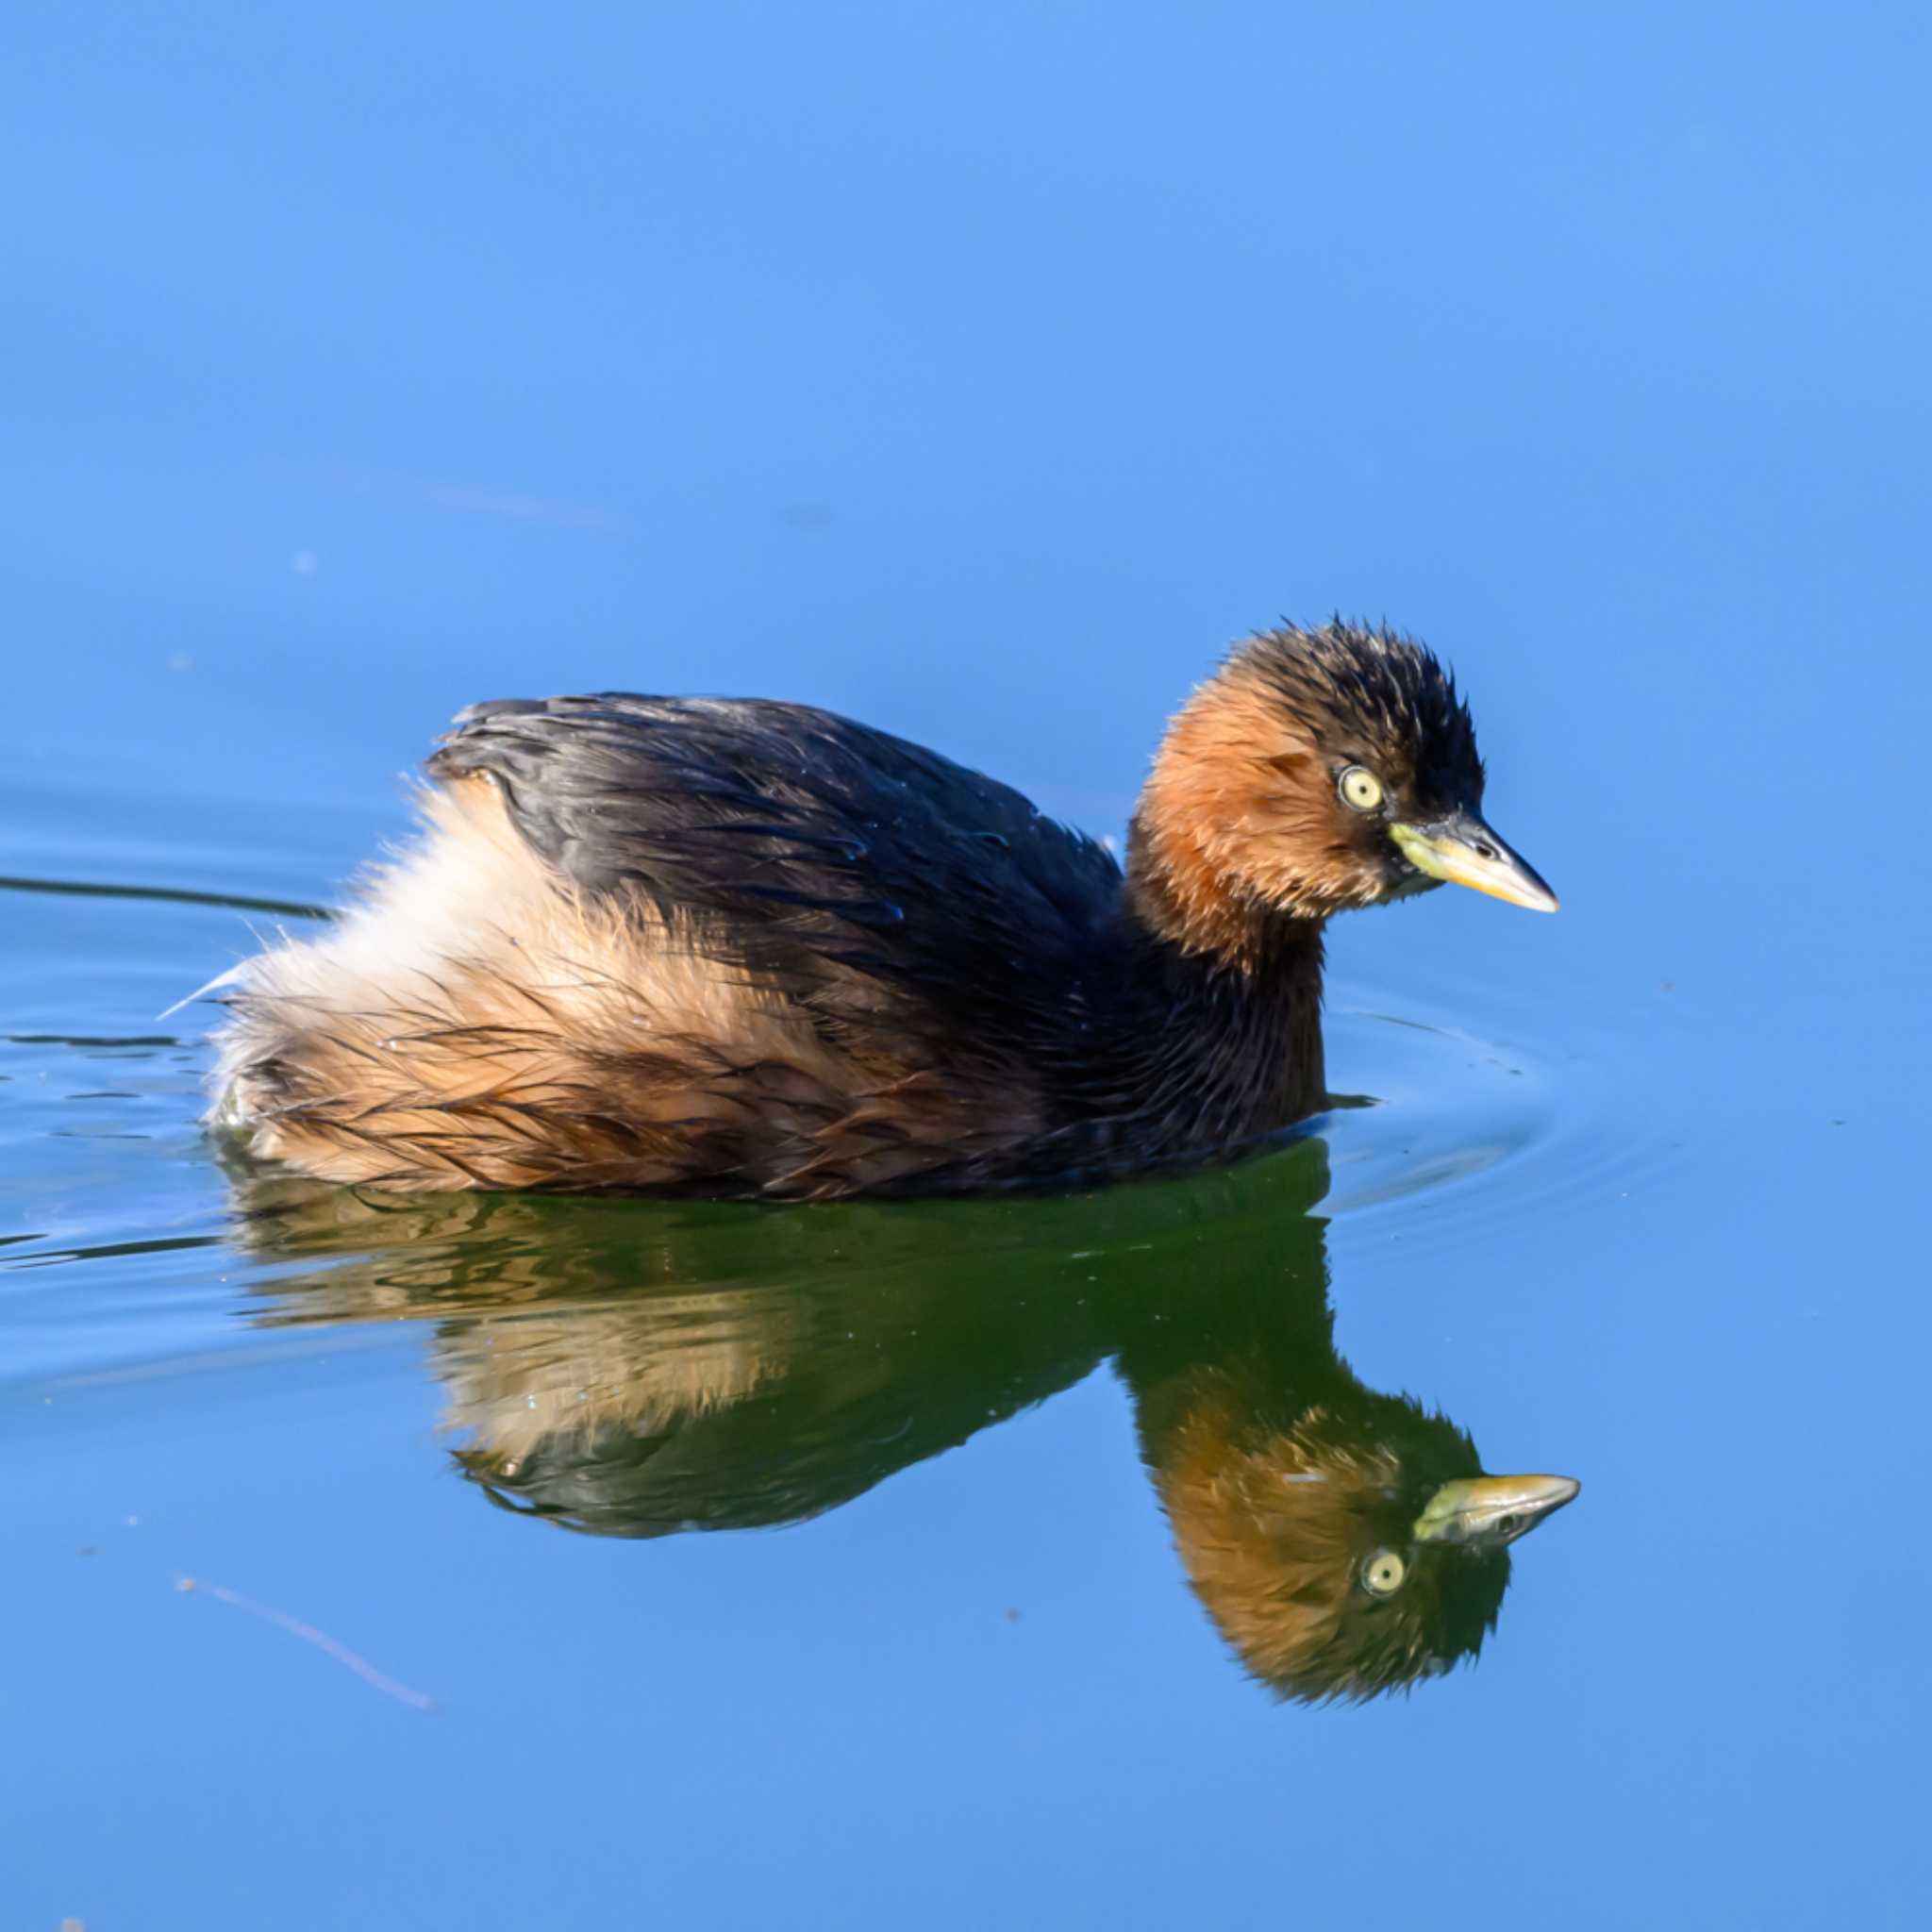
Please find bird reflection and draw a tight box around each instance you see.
[225,1140,1576,1702]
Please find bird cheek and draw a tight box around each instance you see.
[1324,844,1392,909]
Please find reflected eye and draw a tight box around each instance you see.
[1339,766,1384,812]
[1361,1549,1407,1596]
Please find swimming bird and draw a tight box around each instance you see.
[209,620,1556,1197]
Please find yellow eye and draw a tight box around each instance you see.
[1362,1549,1407,1596]
[1339,766,1384,812]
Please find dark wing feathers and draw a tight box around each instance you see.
[427,695,1123,1059]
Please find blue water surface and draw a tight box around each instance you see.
[4,7,1929,1927]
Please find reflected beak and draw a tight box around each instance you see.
[1411,1474,1581,1549]
[1389,812,1560,913]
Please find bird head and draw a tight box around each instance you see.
[1129,621,1557,958]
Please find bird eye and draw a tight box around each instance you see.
[1361,1549,1407,1596]
[1339,766,1384,812]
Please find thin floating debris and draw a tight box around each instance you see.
[176,1576,437,1714]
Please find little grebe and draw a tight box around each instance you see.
[208,620,1556,1197]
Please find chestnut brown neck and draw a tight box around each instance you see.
[1124,811,1325,971]
[1124,663,1334,973]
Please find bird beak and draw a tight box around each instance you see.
[1389,812,1560,913]
[1411,1474,1581,1549]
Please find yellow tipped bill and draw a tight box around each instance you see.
[1390,811,1560,912]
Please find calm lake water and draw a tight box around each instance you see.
[7,8,1931,1928]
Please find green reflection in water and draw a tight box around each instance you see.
[225,1139,1576,1704]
